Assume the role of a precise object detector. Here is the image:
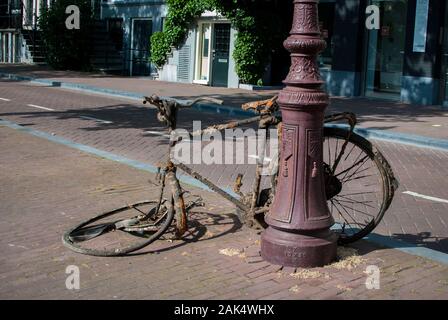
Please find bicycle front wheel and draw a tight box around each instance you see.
[62,200,174,257]
[323,127,396,244]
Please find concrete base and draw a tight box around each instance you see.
[261,226,338,268]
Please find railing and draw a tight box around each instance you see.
[21,0,39,60]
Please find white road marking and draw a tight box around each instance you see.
[143,131,191,142]
[249,155,272,162]
[0,97,11,101]
[79,115,113,124]
[403,191,448,204]
[27,104,55,111]
[144,130,171,138]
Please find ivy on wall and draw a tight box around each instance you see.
[150,0,288,85]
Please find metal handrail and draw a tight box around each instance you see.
[19,0,40,59]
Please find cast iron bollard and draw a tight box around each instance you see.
[261,0,338,267]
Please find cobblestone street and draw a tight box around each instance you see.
[1,126,447,299]
[1,76,448,299]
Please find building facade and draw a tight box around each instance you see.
[317,0,448,106]
[2,0,447,106]
[156,11,239,88]
[100,1,239,87]
[101,0,448,105]
[100,0,167,76]
[0,0,48,64]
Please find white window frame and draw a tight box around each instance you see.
[193,17,230,85]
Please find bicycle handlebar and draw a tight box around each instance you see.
[143,94,223,109]
[242,95,278,114]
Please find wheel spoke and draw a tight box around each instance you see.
[333,198,367,229]
[334,196,376,217]
[131,205,147,215]
[336,154,369,180]
[330,130,352,173]
[338,191,376,197]
[341,159,371,183]
[336,194,376,209]
[335,199,375,211]
[333,137,339,168]
[330,199,355,233]
[342,173,373,183]
[323,128,394,243]
[344,143,357,162]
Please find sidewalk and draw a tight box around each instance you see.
[1,64,447,145]
[1,125,447,299]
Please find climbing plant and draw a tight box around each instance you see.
[39,0,93,70]
[150,0,209,67]
[150,0,288,85]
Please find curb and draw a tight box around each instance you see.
[326,124,448,152]
[2,72,447,151]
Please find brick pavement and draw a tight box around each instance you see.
[1,126,447,299]
[1,80,447,252]
[1,64,447,140]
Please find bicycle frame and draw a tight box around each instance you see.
[144,95,359,234]
[62,95,395,256]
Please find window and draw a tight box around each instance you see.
[318,1,335,70]
[107,18,124,51]
[365,0,408,98]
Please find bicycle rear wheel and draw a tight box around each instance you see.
[323,127,396,244]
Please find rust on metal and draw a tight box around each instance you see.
[233,174,244,197]
[261,0,338,268]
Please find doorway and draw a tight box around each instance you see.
[130,18,152,76]
[211,23,230,87]
[364,0,408,99]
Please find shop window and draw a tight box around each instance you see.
[318,1,335,70]
[365,1,408,98]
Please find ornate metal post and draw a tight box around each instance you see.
[261,0,337,267]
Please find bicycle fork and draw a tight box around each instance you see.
[166,169,188,238]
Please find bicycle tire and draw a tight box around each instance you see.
[62,200,174,257]
[239,127,396,245]
[323,127,396,244]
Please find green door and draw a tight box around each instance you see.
[211,24,230,87]
[131,19,152,76]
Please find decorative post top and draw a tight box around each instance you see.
[279,0,329,108]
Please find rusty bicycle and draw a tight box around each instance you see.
[63,95,398,257]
